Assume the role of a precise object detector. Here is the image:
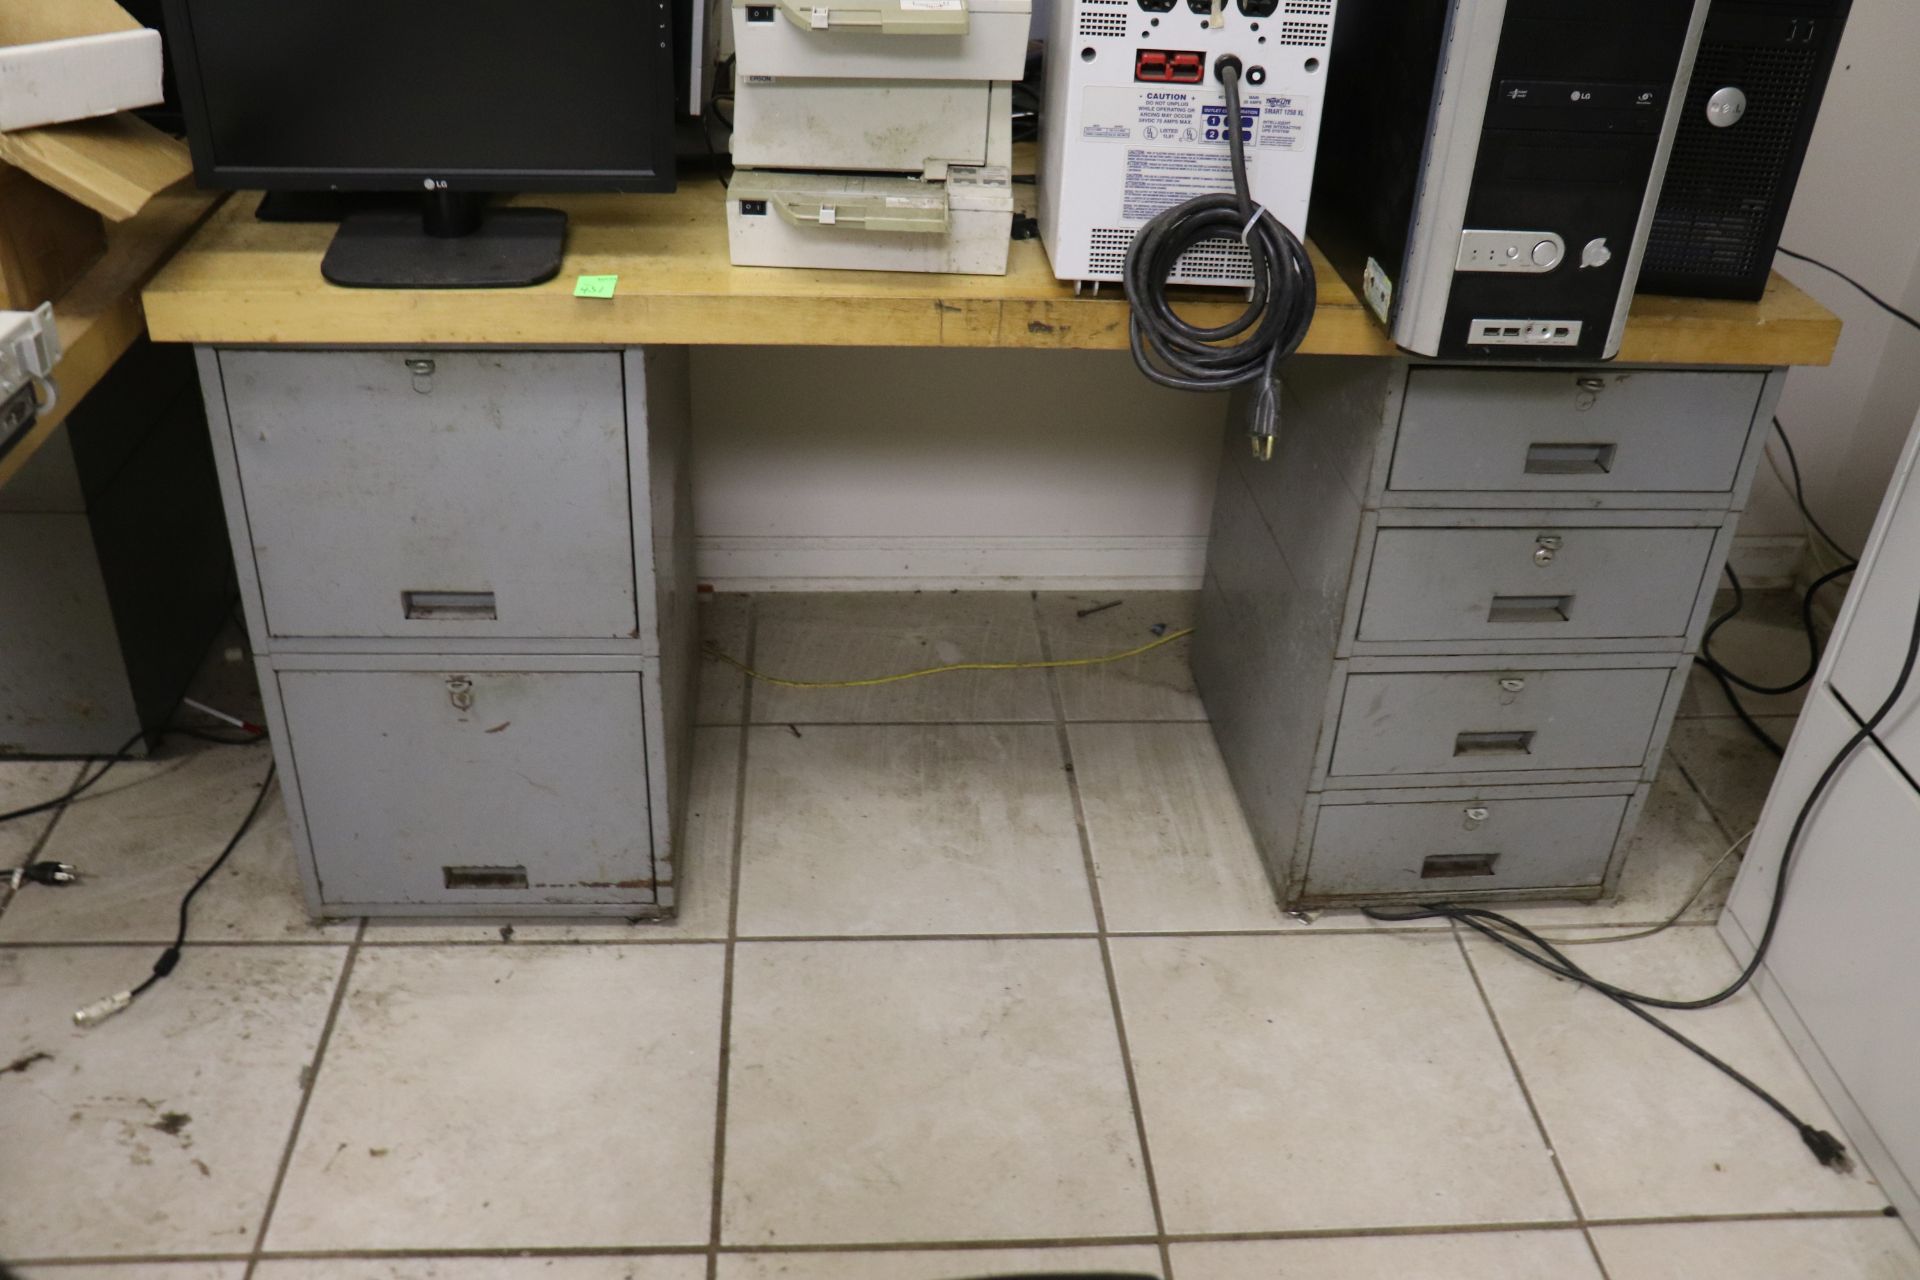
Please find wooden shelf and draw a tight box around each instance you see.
[0,186,220,492]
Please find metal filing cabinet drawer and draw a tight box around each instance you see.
[1303,792,1631,900]
[220,349,637,641]
[1329,666,1672,778]
[1358,525,1717,643]
[279,667,657,909]
[1391,368,1763,494]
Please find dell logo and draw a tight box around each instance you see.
[1706,87,1748,128]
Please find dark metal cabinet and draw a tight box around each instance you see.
[0,339,232,756]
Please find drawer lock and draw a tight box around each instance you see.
[404,356,436,394]
[446,675,476,712]
[1533,534,1563,565]
[1497,676,1528,702]
[1462,806,1491,830]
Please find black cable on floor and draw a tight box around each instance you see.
[1770,415,1858,564]
[1439,906,1850,1171]
[1694,417,1858,756]
[74,759,278,1027]
[1,719,266,831]
[1701,562,1853,697]
[0,726,148,827]
[1370,582,1920,1169]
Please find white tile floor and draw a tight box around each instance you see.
[0,591,1913,1279]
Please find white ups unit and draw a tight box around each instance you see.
[1038,0,1338,285]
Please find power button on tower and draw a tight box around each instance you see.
[1531,239,1562,269]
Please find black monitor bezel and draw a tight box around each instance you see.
[160,0,678,195]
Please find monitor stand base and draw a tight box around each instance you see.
[320,207,568,289]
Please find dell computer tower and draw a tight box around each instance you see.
[1311,0,1710,361]
[1641,0,1852,300]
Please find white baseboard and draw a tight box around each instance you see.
[698,532,1812,593]
[695,534,1209,591]
[1727,534,1808,589]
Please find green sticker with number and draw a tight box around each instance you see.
[573,274,619,299]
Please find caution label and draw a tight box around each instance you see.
[1121,149,1235,221]
[1080,86,1316,152]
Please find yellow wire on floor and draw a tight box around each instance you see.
[702,627,1196,690]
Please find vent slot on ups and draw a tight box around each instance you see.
[1278,19,1331,45]
[1077,10,1130,37]
[1087,226,1254,284]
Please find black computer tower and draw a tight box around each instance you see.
[1640,0,1852,300]
[1310,0,1710,362]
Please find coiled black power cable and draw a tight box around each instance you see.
[1123,56,1316,453]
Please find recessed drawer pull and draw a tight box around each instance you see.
[442,865,529,890]
[404,590,498,621]
[1453,730,1536,757]
[1488,594,1573,624]
[1525,442,1617,475]
[1421,853,1500,879]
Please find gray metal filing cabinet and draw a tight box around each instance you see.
[1196,359,1782,908]
[194,346,697,918]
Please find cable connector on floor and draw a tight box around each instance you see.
[73,990,133,1028]
[1801,1124,1853,1173]
[7,861,78,889]
[74,947,182,1028]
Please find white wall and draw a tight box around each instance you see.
[1742,0,1920,559]
[691,346,1226,589]
[693,3,1919,590]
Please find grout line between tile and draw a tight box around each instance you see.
[1669,753,1740,846]
[0,937,361,949]
[1034,593,1176,1280]
[0,921,1721,951]
[706,595,755,1279]
[14,1206,1904,1269]
[0,921,1529,951]
[241,916,369,1280]
[1578,1207,1901,1228]
[738,718,1210,729]
[1448,920,1609,1279]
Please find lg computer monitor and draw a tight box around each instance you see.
[161,0,678,289]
